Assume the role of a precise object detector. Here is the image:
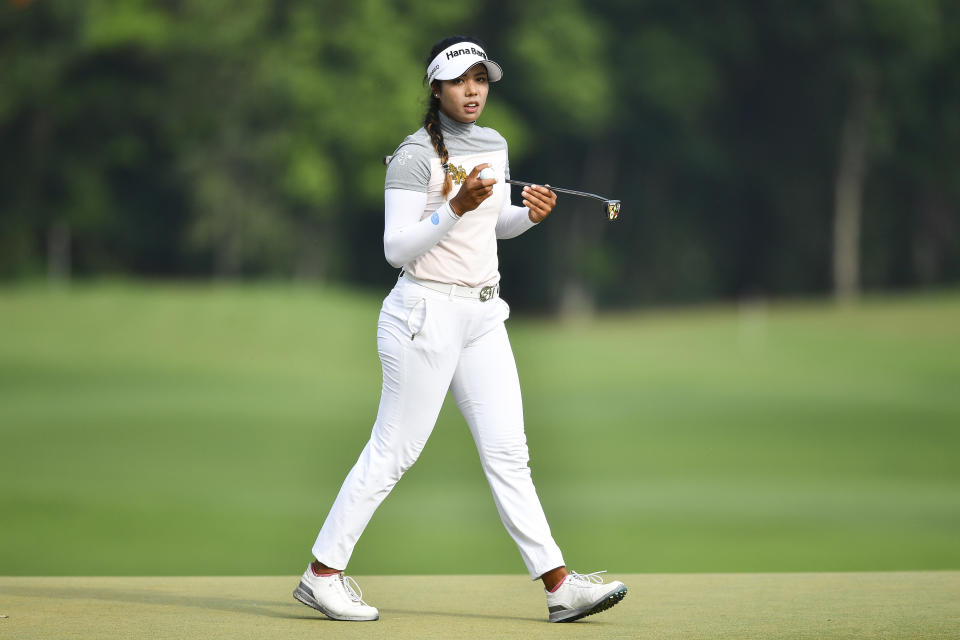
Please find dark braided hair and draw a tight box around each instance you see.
[423,35,488,198]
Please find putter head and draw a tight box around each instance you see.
[605,200,621,221]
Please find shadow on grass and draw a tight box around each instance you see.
[377,608,543,623]
[0,584,312,621]
[0,585,548,624]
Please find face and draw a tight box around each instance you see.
[435,63,489,123]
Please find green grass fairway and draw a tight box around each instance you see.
[1,283,959,575]
[1,572,958,639]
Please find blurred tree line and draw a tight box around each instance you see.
[2,0,958,311]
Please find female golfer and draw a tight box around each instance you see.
[293,36,627,623]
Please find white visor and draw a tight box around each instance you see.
[426,42,503,84]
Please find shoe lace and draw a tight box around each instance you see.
[339,574,370,606]
[569,570,608,585]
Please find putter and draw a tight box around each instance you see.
[506,179,620,221]
[383,155,621,221]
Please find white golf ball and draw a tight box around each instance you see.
[478,167,496,181]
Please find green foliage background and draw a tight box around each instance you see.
[2,0,959,308]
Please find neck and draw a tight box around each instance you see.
[438,110,475,136]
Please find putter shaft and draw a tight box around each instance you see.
[506,179,609,203]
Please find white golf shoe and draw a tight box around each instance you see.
[293,564,379,621]
[546,570,627,622]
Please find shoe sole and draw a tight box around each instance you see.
[293,581,379,622]
[549,584,628,623]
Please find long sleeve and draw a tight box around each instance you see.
[495,195,537,240]
[383,188,460,268]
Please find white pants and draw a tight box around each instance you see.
[312,276,565,579]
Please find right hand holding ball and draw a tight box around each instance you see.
[450,164,496,216]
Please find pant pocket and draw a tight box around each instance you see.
[406,298,427,340]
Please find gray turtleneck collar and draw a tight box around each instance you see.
[438,110,475,137]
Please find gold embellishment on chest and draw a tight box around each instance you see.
[442,163,467,185]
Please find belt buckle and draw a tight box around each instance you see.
[479,286,495,302]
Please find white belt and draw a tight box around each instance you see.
[401,271,499,302]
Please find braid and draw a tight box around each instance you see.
[422,35,485,199]
[424,93,452,197]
